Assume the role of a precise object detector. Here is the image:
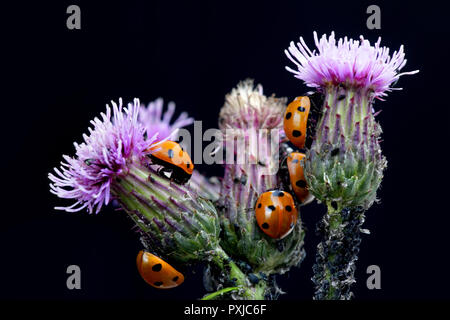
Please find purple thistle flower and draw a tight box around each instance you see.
[48,97,222,266]
[49,98,156,214]
[288,33,419,300]
[285,31,419,98]
[138,98,194,143]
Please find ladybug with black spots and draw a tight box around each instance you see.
[136,251,184,289]
[254,190,298,239]
[283,96,311,149]
[286,152,314,205]
[148,140,194,184]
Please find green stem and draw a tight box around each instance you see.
[209,247,267,300]
[312,204,365,300]
[201,287,240,300]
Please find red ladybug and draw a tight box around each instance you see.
[136,251,184,289]
[255,190,298,239]
[286,152,314,205]
[148,140,194,184]
[283,96,310,149]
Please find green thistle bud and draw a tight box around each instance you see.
[111,158,221,264]
[305,86,387,211]
[218,80,305,275]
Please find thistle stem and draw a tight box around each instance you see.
[312,205,365,300]
[201,287,240,300]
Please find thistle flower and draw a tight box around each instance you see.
[49,98,153,214]
[285,32,418,299]
[49,98,220,264]
[285,31,419,211]
[285,31,419,98]
[219,79,286,190]
[139,98,194,142]
[219,79,286,131]
[49,98,268,300]
[218,80,305,277]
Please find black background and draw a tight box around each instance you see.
[1,0,449,302]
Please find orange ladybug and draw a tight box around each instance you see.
[286,152,314,205]
[283,96,311,149]
[148,140,194,184]
[255,190,298,239]
[136,251,184,289]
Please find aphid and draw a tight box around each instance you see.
[283,96,311,149]
[148,140,194,184]
[286,152,314,205]
[136,251,184,289]
[248,273,260,284]
[255,190,298,239]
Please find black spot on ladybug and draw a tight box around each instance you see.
[154,281,163,286]
[331,201,338,210]
[262,222,270,229]
[168,149,174,158]
[296,180,307,188]
[152,263,162,272]
[285,205,292,212]
[257,203,262,208]
[292,130,302,137]
[186,163,190,168]
[285,112,292,120]
[273,190,284,197]
[297,106,306,112]
[331,148,339,156]
[172,276,179,282]
[338,94,346,101]
[268,205,276,211]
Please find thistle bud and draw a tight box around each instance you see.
[218,79,305,275]
[112,161,221,263]
[305,86,386,210]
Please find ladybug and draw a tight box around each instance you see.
[136,251,184,289]
[148,140,194,184]
[255,190,298,239]
[283,96,311,149]
[286,152,314,205]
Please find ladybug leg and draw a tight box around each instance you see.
[158,167,173,179]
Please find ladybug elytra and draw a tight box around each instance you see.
[136,251,184,289]
[283,96,311,149]
[148,140,194,184]
[286,152,314,205]
[255,190,298,239]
